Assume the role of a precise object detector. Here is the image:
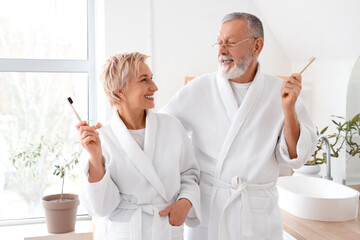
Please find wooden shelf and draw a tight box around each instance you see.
[0,220,92,240]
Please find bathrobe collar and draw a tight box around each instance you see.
[143,110,157,161]
[216,71,238,122]
[215,65,264,177]
[110,109,169,202]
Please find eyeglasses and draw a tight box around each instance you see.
[212,38,254,50]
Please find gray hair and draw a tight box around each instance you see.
[221,12,264,40]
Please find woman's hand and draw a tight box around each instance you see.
[76,121,105,182]
[76,121,102,158]
[159,198,192,226]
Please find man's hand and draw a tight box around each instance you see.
[281,73,302,112]
[159,198,192,226]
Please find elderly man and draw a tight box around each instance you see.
[161,12,317,240]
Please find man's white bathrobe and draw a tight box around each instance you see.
[161,68,317,240]
[79,110,201,240]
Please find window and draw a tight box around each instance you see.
[0,0,95,223]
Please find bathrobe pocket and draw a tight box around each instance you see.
[247,195,271,239]
[169,223,184,240]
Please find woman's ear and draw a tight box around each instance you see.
[114,90,125,101]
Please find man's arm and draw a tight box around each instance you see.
[283,107,300,158]
[281,73,302,159]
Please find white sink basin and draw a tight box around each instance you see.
[277,176,359,221]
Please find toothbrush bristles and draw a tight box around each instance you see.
[67,97,82,121]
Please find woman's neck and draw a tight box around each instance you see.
[117,106,146,129]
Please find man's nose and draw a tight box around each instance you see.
[218,45,229,56]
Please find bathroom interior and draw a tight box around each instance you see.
[0,0,359,239]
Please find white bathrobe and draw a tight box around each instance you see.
[79,110,201,240]
[161,67,317,240]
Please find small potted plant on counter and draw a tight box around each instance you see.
[42,136,81,233]
[10,135,82,233]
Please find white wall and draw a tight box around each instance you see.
[104,0,150,56]
[102,0,290,110]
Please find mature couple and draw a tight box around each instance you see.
[77,12,317,240]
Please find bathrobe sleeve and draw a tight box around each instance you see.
[275,98,317,169]
[176,121,201,227]
[79,149,121,217]
[160,87,193,133]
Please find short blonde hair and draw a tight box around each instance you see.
[100,52,149,108]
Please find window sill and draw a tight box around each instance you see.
[0,219,93,240]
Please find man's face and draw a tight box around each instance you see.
[217,19,253,79]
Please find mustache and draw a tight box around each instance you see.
[218,55,236,62]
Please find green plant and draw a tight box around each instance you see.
[46,136,81,201]
[10,136,44,178]
[8,136,52,211]
[10,136,81,201]
[310,113,360,165]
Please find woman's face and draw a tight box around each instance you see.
[121,62,158,111]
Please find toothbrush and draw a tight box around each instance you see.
[300,57,316,74]
[67,97,82,122]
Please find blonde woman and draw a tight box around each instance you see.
[77,52,201,240]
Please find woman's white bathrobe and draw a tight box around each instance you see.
[79,110,201,240]
[161,68,317,240]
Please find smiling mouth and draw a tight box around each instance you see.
[144,95,154,100]
[222,59,234,65]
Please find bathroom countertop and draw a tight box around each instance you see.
[281,199,360,240]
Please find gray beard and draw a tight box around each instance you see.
[219,54,253,79]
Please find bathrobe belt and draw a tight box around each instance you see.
[116,201,173,240]
[201,172,276,239]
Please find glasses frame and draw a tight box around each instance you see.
[212,37,256,50]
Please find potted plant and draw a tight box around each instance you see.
[295,113,360,177]
[41,136,81,234]
[312,113,360,161]
[10,136,82,233]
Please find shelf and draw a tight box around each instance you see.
[0,219,92,240]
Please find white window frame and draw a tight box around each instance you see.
[0,0,95,226]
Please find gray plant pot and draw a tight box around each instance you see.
[42,193,79,234]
